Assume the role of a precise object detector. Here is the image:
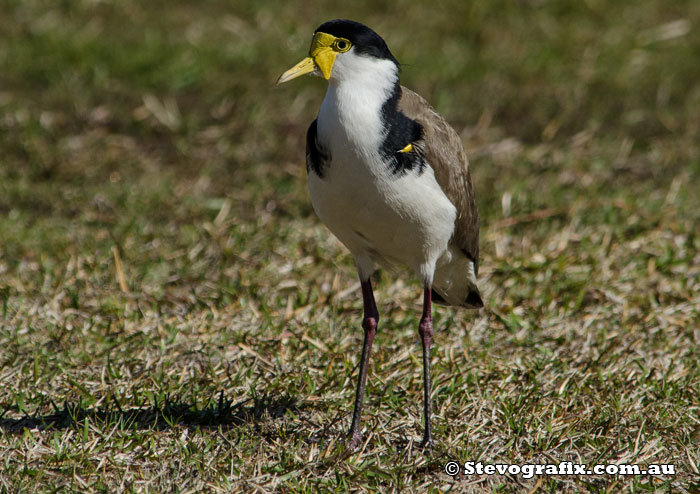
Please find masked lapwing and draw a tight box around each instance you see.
[277,19,482,450]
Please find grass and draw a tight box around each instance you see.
[1,0,699,492]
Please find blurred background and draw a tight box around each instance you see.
[1,0,699,302]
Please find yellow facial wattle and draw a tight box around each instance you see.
[276,32,352,85]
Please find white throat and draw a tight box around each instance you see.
[316,53,398,159]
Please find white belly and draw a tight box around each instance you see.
[308,152,457,284]
[309,74,457,285]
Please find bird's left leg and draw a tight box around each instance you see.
[418,287,434,449]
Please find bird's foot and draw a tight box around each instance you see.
[346,431,364,451]
[419,435,434,452]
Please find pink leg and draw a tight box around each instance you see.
[419,287,434,449]
[347,279,379,449]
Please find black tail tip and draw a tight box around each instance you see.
[464,290,484,309]
[431,289,448,305]
[431,289,484,309]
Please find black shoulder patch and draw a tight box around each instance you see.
[306,119,330,178]
[379,86,425,175]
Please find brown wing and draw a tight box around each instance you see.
[398,86,480,272]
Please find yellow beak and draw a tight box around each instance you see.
[276,32,341,85]
[276,56,318,85]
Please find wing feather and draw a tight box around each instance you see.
[397,86,480,273]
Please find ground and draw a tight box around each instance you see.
[1,0,699,492]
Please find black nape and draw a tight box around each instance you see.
[315,19,399,65]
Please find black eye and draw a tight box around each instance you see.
[334,39,350,52]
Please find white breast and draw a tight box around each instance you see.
[308,54,457,285]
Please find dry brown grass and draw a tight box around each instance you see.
[1,0,699,492]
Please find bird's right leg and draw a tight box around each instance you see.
[347,278,379,450]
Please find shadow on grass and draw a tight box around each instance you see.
[0,393,302,433]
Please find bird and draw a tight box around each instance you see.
[277,19,482,450]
